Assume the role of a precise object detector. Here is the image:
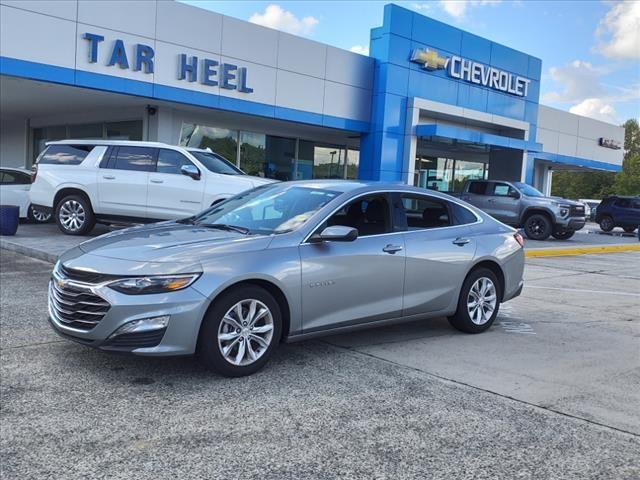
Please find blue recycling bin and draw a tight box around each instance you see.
[0,205,20,236]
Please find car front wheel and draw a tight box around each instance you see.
[524,214,552,240]
[448,268,501,334]
[55,195,96,235]
[27,205,51,224]
[552,229,575,240]
[197,285,282,377]
[599,216,614,232]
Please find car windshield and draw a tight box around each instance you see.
[190,185,340,234]
[190,151,244,175]
[513,182,544,197]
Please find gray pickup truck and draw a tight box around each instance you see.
[454,180,586,240]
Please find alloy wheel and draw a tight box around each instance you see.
[31,207,51,222]
[59,200,86,232]
[217,299,274,366]
[467,277,497,325]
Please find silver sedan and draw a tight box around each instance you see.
[48,181,525,376]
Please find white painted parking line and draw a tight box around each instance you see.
[525,285,640,297]
[497,321,536,334]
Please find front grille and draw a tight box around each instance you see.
[59,264,120,284]
[49,276,110,331]
[570,205,585,217]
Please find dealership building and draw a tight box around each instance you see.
[0,1,624,193]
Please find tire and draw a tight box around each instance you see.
[448,268,501,334]
[55,195,96,235]
[599,216,614,232]
[524,213,552,241]
[197,285,282,377]
[623,226,637,233]
[552,230,575,240]
[27,205,52,224]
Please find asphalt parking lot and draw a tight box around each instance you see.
[1,248,639,479]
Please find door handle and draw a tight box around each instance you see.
[102,175,115,180]
[487,199,495,203]
[150,179,164,184]
[382,244,403,254]
[452,237,471,246]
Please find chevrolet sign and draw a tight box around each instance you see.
[411,48,532,98]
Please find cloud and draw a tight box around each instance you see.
[542,60,605,104]
[594,1,640,60]
[438,0,501,19]
[349,45,369,56]
[249,4,318,36]
[569,98,618,124]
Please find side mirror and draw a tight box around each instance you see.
[509,190,521,199]
[309,225,358,243]
[181,164,200,180]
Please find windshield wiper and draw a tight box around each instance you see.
[176,217,197,225]
[195,223,250,235]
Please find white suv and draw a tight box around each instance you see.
[30,140,274,235]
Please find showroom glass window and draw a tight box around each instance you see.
[179,124,237,164]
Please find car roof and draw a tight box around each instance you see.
[0,167,30,174]
[603,195,639,199]
[269,179,458,198]
[46,139,186,148]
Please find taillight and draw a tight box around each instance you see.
[514,232,525,248]
[30,164,37,183]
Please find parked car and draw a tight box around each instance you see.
[455,180,586,240]
[579,199,601,222]
[595,196,640,233]
[47,181,525,377]
[0,167,52,223]
[30,140,274,235]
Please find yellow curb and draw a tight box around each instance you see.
[525,244,640,258]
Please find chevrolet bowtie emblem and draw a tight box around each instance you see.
[55,277,66,288]
[410,48,449,70]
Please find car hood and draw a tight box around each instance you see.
[248,176,277,187]
[525,196,583,207]
[70,222,273,264]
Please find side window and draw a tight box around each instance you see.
[112,147,156,172]
[156,149,194,175]
[325,194,391,236]
[632,200,640,209]
[491,183,516,197]
[399,195,451,230]
[467,181,487,195]
[451,202,478,225]
[37,145,93,165]
[615,198,631,209]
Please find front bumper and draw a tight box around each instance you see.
[556,216,586,231]
[48,281,210,356]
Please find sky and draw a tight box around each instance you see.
[180,1,640,124]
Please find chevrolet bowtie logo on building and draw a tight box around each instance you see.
[410,47,532,97]
[410,48,449,71]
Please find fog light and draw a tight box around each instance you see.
[109,315,170,338]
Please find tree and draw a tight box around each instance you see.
[551,118,640,198]
[612,119,640,195]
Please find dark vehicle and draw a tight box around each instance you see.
[455,180,586,241]
[595,196,640,233]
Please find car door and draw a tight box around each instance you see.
[0,169,31,216]
[631,199,640,226]
[484,182,520,225]
[396,193,477,315]
[299,193,405,333]
[97,146,155,218]
[459,180,489,210]
[146,149,205,219]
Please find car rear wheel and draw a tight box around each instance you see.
[448,268,501,334]
[524,213,552,240]
[599,216,614,232]
[27,205,51,224]
[55,195,95,235]
[551,230,575,240]
[197,285,282,377]
[623,226,637,233]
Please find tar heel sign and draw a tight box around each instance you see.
[82,33,253,94]
[411,48,531,98]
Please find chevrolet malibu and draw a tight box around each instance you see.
[48,181,525,376]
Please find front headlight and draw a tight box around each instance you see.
[108,273,201,295]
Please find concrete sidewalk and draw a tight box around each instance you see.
[1,222,637,263]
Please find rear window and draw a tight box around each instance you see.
[451,203,478,225]
[0,170,31,185]
[102,146,156,172]
[38,145,94,165]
